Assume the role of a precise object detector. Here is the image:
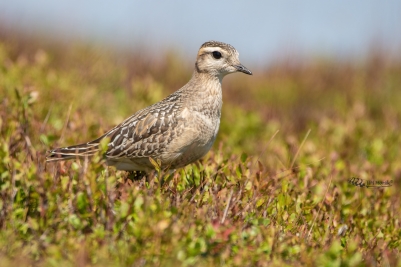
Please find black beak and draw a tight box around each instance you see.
[235,64,252,75]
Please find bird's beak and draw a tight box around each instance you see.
[235,64,252,75]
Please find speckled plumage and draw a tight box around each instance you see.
[46,41,252,171]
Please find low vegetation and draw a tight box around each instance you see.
[0,37,400,266]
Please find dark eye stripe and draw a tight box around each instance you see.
[212,51,222,59]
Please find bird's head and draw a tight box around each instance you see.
[195,41,252,78]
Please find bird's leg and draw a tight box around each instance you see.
[126,170,147,181]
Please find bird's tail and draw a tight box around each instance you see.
[46,141,100,162]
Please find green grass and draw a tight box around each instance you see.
[0,38,401,266]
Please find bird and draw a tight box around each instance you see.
[46,41,252,172]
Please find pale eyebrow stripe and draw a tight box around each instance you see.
[200,47,224,53]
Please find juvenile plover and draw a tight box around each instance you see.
[46,41,252,171]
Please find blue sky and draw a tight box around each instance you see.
[0,1,400,64]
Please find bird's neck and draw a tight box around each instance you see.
[189,71,223,95]
[185,71,223,115]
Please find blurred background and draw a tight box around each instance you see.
[1,1,400,64]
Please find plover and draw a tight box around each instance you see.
[46,41,252,171]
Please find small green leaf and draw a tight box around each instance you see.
[149,157,160,172]
[281,179,289,193]
[71,162,80,170]
[99,137,110,153]
[39,134,49,145]
[256,198,265,207]
[245,181,252,191]
[120,202,130,218]
[76,192,87,211]
[69,214,82,229]
[240,152,248,163]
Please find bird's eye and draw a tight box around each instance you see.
[212,51,222,59]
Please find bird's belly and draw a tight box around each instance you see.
[178,137,215,165]
[165,114,220,168]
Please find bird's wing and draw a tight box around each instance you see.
[102,100,183,159]
[46,92,184,162]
